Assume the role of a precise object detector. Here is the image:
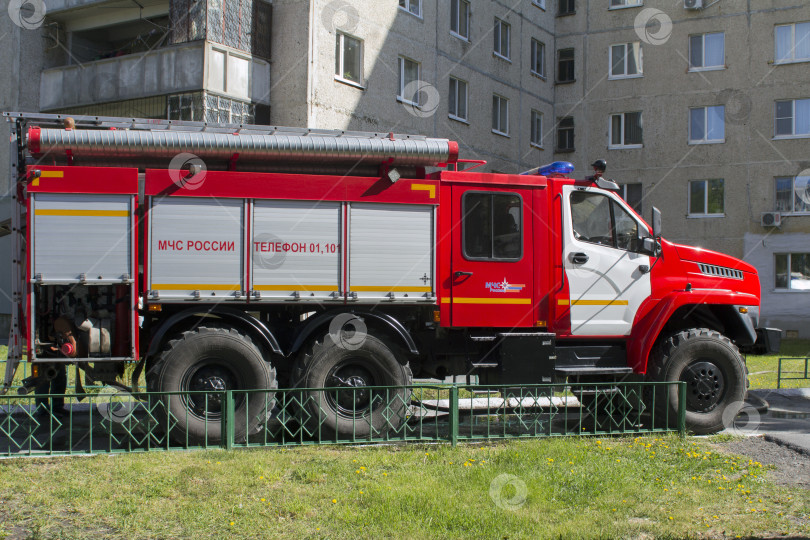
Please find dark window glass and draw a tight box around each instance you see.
[557,48,575,82]
[557,116,575,152]
[463,192,522,260]
[570,191,646,251]
[558,0,575,15]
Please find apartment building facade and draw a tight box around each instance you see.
[0,0,808,336]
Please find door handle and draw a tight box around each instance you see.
[639,264,650,274]
[454,271,473,278]
[571,252,589,265]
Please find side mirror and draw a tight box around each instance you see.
[652,207,662,238]
[639,237,658,256]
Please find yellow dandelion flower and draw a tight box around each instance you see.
[332,499,337,504]
[260,498,266,502]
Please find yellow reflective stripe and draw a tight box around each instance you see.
[39,171,64,178]
[441,297,532,305]
[253,284,336,291]
[411,183,436,199]
[352,286,432,293]
[35,209,130,217]
[558,299,629,306]
[151,284,241,291]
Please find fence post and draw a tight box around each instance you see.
[449,385,459,447]
[222,390,235,450]
[677,382,687,438]
[777,358,782,389]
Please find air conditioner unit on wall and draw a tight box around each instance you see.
[684,0,703,9]
[761,212,782,227]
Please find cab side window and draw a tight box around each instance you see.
[463,192,522,260]
[570,191,644,251]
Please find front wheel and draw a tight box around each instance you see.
[647,328,747,434]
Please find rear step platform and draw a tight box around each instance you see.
[554,366,634,376]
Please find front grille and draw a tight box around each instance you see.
[697,263,744,280]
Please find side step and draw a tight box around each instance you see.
[554,366,634,376]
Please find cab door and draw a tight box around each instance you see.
[560,185,651,336]
[450,186,534,327]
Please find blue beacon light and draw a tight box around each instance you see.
[520,161,575,176]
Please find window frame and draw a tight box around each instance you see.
[608,0,642,9]
[492,94,510,137]
[619,183,643,213]
[450,0,470,40]
[530,109,543,148]
[689,105,726,144]
[462,191,524,262]
[774,98,810,139]
[448,76,469,123]
[558,0,575,16]
[531,38,546,78]
[334,32,364,88]
[556,116,575,152]
[774,253,810,291]
[532,0,546,10]
[494,18,512,61]
[609,112,643,149]
[609,42,643,79]
[689,32,726,71]
[398,0,422,18]
[687,179,725,217]
[774,22,810,65]
[557,48,576,84]
[397,56,421,106]
[775,175,810,214]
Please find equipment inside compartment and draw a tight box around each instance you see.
[35,284,131,359]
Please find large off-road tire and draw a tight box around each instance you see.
[291,334,412,440]
[146,326,277,445]
[647,328,747,435]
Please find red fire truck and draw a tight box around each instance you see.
[2,112,779,441]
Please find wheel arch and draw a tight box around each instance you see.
[145,307,283,363]
[288,310,419,359]
[628,290,759,374]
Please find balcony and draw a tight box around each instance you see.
[40,41,271,111]
[45,0,168,32]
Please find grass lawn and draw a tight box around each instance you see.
[0,436,808,539]
[745,339,810,390]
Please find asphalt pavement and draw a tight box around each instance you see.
[734,388,810,454]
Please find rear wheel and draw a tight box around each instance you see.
[146,326,277,445]
[292,334,412,440]
[647,328,746,434]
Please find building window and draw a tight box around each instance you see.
[494,18,511,60]
[610,43,642,79]
[689,32,725,70]
[557,48,575,83]
[689,106,725,143]
[775,253,810,290]
[558,0,575,16]
[335,33,362,85]
[531,110,543,147]
[398,0,422,17]
[449,77,468,122]
[775,22,810,64]
[450,0,470,40]
[397,56,420,105]
[775,99,810,138]
[492,94,509,136]
[532,0,546,9]
[609,0,642,8]
[610,112,643,148]
[688,179,725,216]
[556,116,575,152]
[463,192,523,261]
[531,39,546,77]
[619,183,643,213]
[775,175,810,213]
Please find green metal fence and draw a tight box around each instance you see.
[0,382,685,457]
[777,357,810,388]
